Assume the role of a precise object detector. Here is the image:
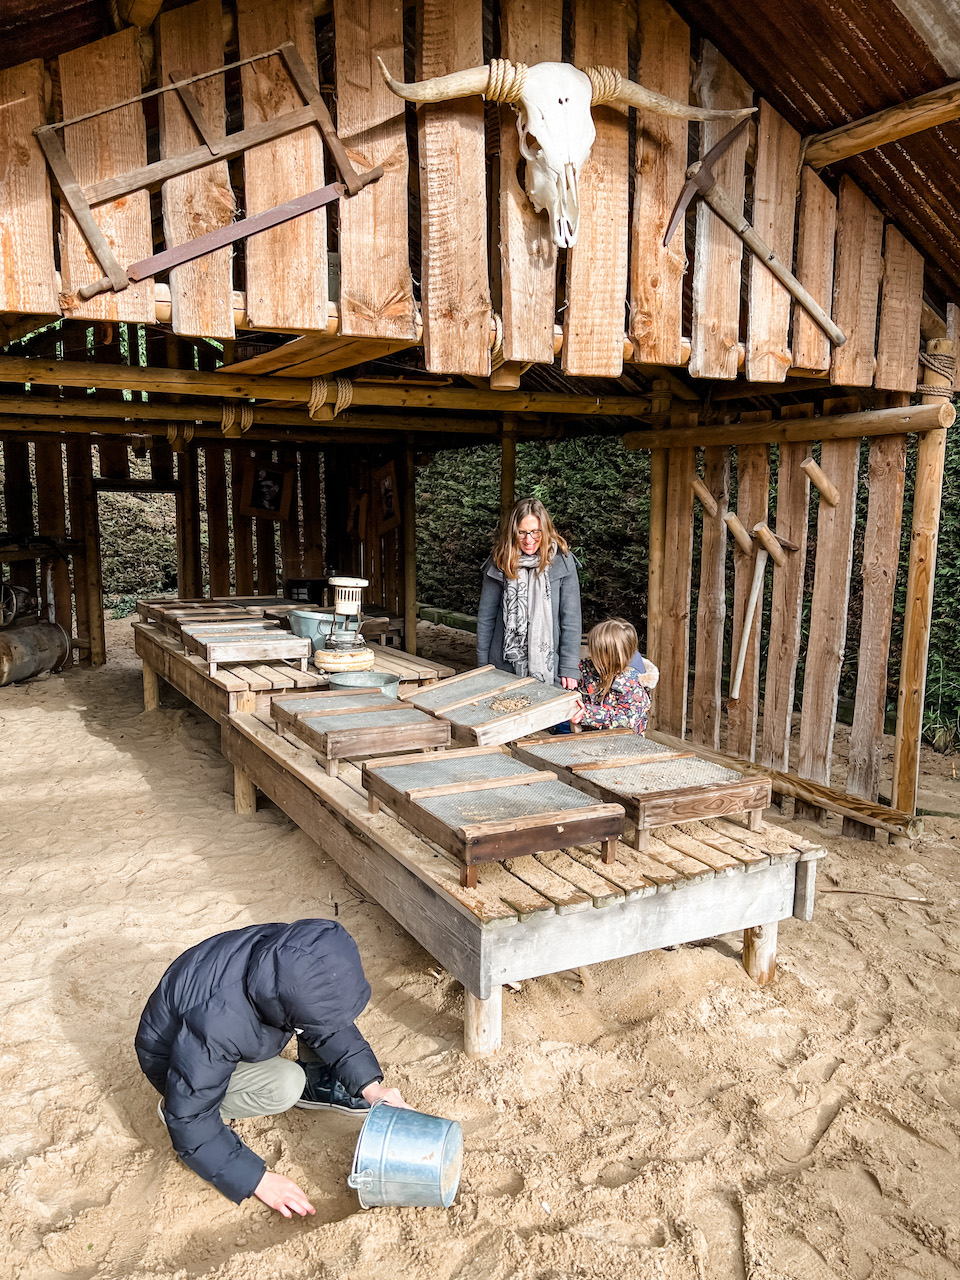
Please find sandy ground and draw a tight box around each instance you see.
[2,617,960,1280]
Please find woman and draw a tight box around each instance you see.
[476,497,582,688]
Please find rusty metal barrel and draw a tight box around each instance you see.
[0,621,70,686]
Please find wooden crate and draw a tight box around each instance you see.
[270,687,450,776]
[180,626,311,674]
[403,665,580,746]
[511,728,771,849]
[362,746,624,887]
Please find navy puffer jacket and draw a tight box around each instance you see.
[135,919,381,1203]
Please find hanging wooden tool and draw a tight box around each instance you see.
[36,42,382,298]
[665,120,846,348]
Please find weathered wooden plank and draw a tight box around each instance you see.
[688,44,752,379]
[59,29,154,322]
[726,440,770,761]
[760,419,811,772]
[746,102,800,384]
[567,843,662,895]
[628,0,689,365]
[203,443,231,597]
[796,437,860,814]
[502,855,592,914]
[874,226,924,392]
[562,0,630,378]
[0,61,58,314]
[3,441,36,593]
[535,849,626,906]
[334,0,417,341]
[157,0,235,340]
[34,439,73,654]
[299,446,325,576]
[793,167,837,373]
[679,820,770,870]
[418,0,491,375]
[498,0,561,365]
[655,827,741,874]
[231,447,255,595]
[66,437,106,665]
[843,434,906,835]
[691,447,729,749]
[237,0,327,331]
[657,446,695,736]
[830,177,884,386]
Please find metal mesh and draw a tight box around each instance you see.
[518,734,676,766]
[410,669,524,711]
[569,757,742,797]
[284,692,391,714]
[367,752,532,792]
[303,708,433,732]
[420,777,603,826]
[446,680,563,727]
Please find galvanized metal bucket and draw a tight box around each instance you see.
[327,670,400,700]
[288,609,335,643]
[347,1102,463,1209]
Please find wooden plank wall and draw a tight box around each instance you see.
[157,0,235,340]
[629,0,690,366]
[690,446,729,749]
[334,0,417,342]
[657,446,695,735]
[237,0,328,331]
[417,0,491,375]
[562,0,630,377]
[499,0,562,366]
[726,439,770,760]
[0,61,58,315]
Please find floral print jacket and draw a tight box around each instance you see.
[577,657,652,735]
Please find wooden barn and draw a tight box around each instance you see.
[1,0,958,1045]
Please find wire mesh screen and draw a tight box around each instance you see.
[571,757,742,797]
[368,752,532,793]
[421,778,605,826]
[303,708,434,732]
[280,692,391,714]
[409,669,523,711]
[445,681,565,728]
[518,733,677,766]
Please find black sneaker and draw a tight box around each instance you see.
[294,1061,370,1115]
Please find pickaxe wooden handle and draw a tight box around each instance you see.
[665,121,846,348]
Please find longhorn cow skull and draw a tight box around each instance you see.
[378,56,754,248]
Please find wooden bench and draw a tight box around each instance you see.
[220,711,827,1057]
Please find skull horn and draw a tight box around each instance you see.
[585,66,756,121]
[377,56,490,103]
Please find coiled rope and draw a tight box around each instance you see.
[308,376,354,419]
[919,349,957,397]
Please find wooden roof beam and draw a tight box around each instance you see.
[803,79,960,169]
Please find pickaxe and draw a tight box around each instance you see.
[728,520,799,701]
[664,119,846,349]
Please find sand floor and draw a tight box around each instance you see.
[2,617,959,1280]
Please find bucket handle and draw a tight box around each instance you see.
[347,1170,375,1191]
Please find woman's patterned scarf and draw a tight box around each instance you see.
[501,547,556,684]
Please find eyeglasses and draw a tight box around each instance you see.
[517,529,542,542]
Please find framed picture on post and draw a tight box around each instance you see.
[239,458,294,520]
[373,460,401,534]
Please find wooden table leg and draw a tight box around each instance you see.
[460,862,478,889]
[601,837,617,865]
[367,793,380,814]
[234,765,257,816]
[464,986,502,1057]
[142,661,160,712]
[742,920,778,986]
[746,807,764,831]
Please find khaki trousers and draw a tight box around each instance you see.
[220,1057,306,1120]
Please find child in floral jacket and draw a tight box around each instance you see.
[573,619,659,735]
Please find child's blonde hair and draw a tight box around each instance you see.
[587,618,638,696]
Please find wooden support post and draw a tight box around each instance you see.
[692,447,729,750]
[66,439,106,667]
[177,444,203,598]
[234,765,257,816]
[800,456,840,505]
[647,448,667,676]
[403,443,418,657]
[793,859,818,921]
[142,661,160,712]
[464,986,503,1058]
[742,920,778,986]
[892,338,955,824]
[500,417,517,522]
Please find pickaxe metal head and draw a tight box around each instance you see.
[663,117,751,247]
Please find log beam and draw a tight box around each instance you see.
[623,400,954,450]
[804,79,960,169]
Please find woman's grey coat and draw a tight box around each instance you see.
[476,551,582,683]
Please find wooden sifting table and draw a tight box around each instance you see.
[362,746,624,887]
[511,729,772,848]
[402,665,581,745]
[271,688,451,777]
[220,711,827,1056]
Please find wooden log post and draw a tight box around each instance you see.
[464,986,503,1057]
[403,443,418,656]
[646,448,668,681]
[142,661,160,712]
[742,920,778,986]
[892,338,956,824]
[657,447,695,736]
[234,765,258,816]
[691,447,729,749]
[66,438,106,666]
[726,439,770,760]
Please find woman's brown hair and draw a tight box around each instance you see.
[491,497,569,579]
[587,618,638,695]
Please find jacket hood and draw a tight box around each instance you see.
[244,919,371,1037]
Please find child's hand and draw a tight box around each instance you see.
[560,676,578,690]
[569,698,585,725]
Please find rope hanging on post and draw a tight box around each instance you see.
[584,65,622,105]
[919,349,957,396]
[485,59,528,104]
[490,314,504,370]
[221,402,254,434]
